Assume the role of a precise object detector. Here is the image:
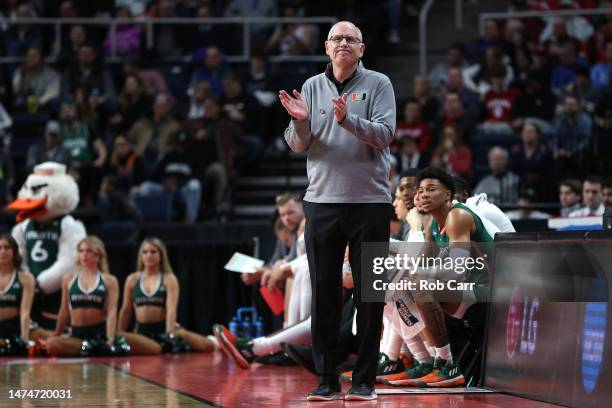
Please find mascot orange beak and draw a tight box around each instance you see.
[7,197,48,223]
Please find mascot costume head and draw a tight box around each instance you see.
[8,162,86,328]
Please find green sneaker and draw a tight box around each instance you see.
[414,358,465,387]
[382,359,434,386]
[341,352,412,383]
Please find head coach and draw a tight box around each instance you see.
[279,21,396,401]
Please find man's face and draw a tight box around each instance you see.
[583,181,603,209]
[278,199,304,232]
[489,149,508,175]
[325,22,364,68]
[484,20,499,42]
[603,187,612,207]
[78,47,95,66]
[393,185,408,221]
[399,176,416,210]
[564,96,579,115]
[559,185,580,208]
[114,137,130,158]
[444,94,462,115]
[417,178,451,214]
[25,48,41,68]
[403,103,419,123]
[203,99,220,119]
[448,48,463,66]
[447,69,463,90]
[153,95,169,118]
[205,48,222,70]
[70,26,86,46]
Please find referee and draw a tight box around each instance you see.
[279,21,396,401]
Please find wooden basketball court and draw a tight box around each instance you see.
[0,353,561,407]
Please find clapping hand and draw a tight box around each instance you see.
[332,93,348,123]
[279,89,308,120]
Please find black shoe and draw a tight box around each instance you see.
[281,342,317,375]
[306,383,342,401]
[345,383,377,401]
[255,351,297,366]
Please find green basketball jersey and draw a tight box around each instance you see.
[429,202,493,294]
[430,202,494,246]
[25,218,62,277]
[61,122,92,164]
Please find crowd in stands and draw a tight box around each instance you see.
[0,0,413,223]
[0,0,610,225]
[394,0,612,218]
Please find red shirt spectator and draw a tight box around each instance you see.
[483,64,519,123]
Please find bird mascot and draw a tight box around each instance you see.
[7,162,86,329]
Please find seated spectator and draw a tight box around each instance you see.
[474,146,520,205]
[12,47,60,114]
[223,0,278,49]
[467,19,502,63]
[186,81,212,119]
[394,98,430,154]
[150,0,187,57]
[435,91,476,146]
[541,16,589,57]
[265,5,316,56]
[110,75,152,133]
[395,138,426,174]
[511,70,557,132]
[103,6,142,57]
[186,5,230,53]
[442,67,481,121]
[97,175,142,224]
[510,122,554,200]
[127,93,181,170]
[221,73,264,169]
[559,178,582,217]
[569,176,604,217]
[0,149,14,206]
[429,42,469,92]
[57,1,79,49]
[57,25,88,72]
[132,136,202,224]
[244,52,273,96]
[105,135,147,193]
[61,45,117,111]
[59,99,107,205]
[2,3,42,56]
[549,94,592,177]
[430,124,472,179]
[481,63,520,134]
[26,120,72,172]
[562,65,599,115]
[411,75,439,124]
[505,189,551,220]
[550,42,589,96]
[189,46,228,97]
[501,19,531,79]
[590,38,612,90]
[464,46,514,97]
[123,57,170,99]
[603,178,612,207]
[183,96,238,212]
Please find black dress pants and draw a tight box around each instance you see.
[303,201,391,386]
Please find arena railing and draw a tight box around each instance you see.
[0,16,337,64]
[479,8,612,35]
